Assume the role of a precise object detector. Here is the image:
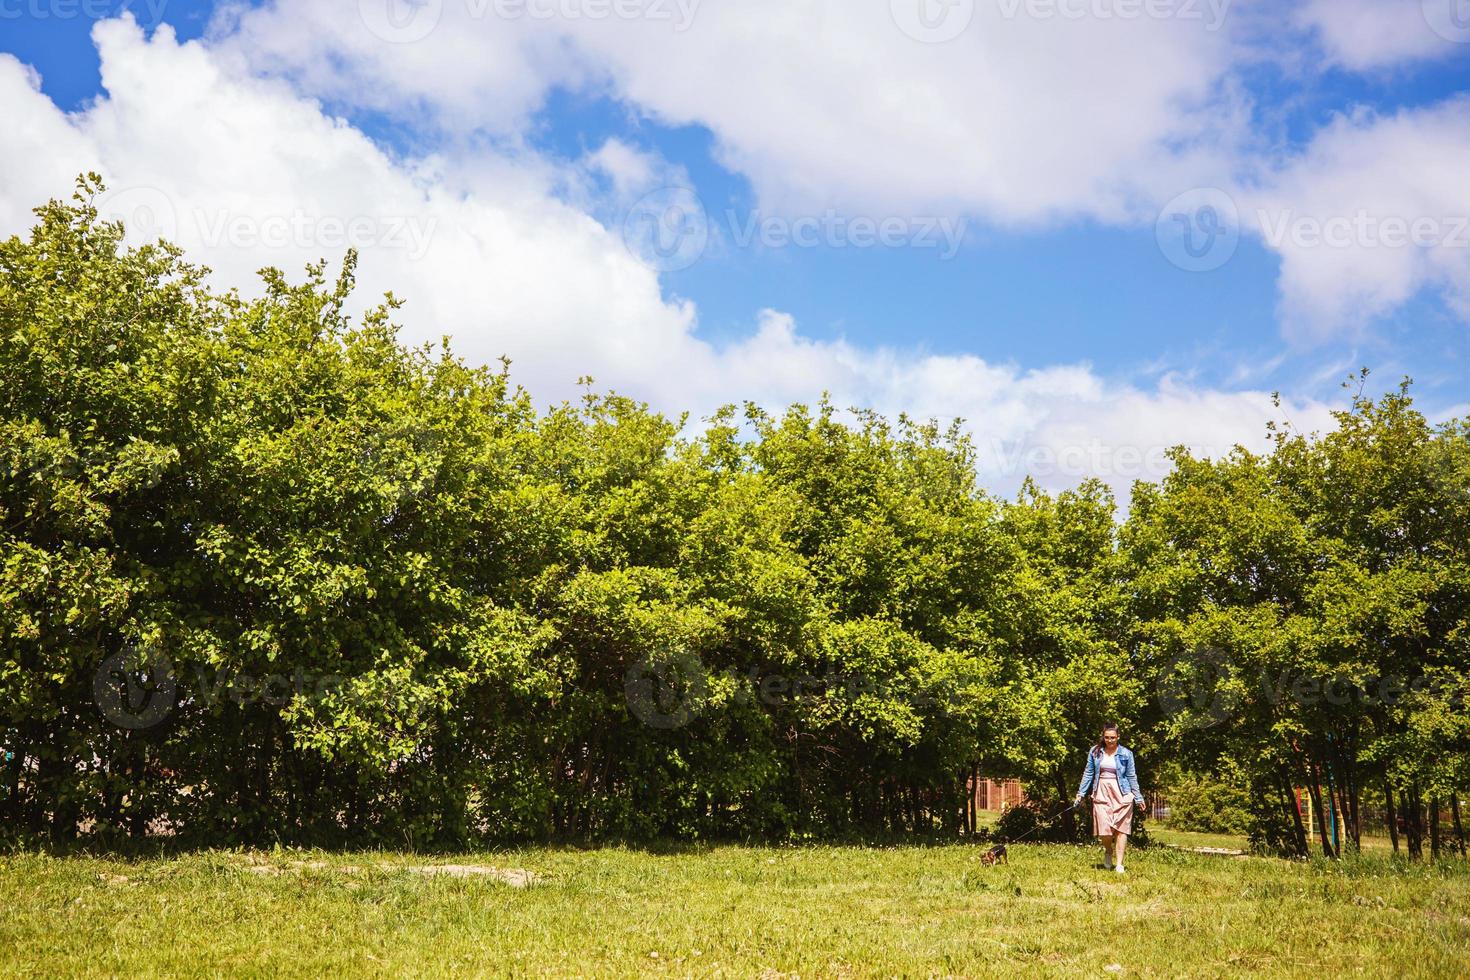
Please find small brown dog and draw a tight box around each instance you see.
[981,843,1008,866]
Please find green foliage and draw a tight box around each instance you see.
[992,802,1045,842]
[1,180,1466,853]
[2,179,1136,846]
[1164,771,1253,836]
[1124,373,1470,858]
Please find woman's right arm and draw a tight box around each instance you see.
[1074,754,1093,803]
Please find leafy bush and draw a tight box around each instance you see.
[1165,773,1253,836]
[1,179,1144,847]
[3,177,1466,855]
[993,797,1104,845]
[993,802,1044,842]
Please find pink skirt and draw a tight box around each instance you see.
[1092,771,1134,837]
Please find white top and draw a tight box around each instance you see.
[1099,750,1118,773]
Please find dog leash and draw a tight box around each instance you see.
[1003,799,1084,844]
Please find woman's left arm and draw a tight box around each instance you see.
[1125,750,1145,804]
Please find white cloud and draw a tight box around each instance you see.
[0,57,95,232]
[1293,0,1460,71]
[584,139,660,198]
[210,0,576,133]
[210,0,1470,341]
[1243,97,1470,340]
[718,316,1337,499]
[0,17,705,404]
[218,0,1248,225]
[0,15,1340,504]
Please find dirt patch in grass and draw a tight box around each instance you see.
[404,864,538,886]
[1174,846,1250,857]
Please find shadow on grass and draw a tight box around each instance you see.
[2,827,1007,862]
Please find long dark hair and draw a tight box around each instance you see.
[1090,722,1121,756]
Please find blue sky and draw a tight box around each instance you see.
[2,1,1468,496]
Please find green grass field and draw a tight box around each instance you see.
[2,842,1467,978]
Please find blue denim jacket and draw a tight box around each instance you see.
[1075,745,1144,803]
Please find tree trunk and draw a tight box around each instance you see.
[1384,781,1400,854]
[969,765,978,835]
[1348,777,1362,850]
[2,746,22,826]
[128,741,149,839]
[42,744,80,845]
[1326,767,1343,856]
[1452,795,1467,859]
[1053,769,1077,840]
[1328,730,1361,850]
[1346,731,1362,848]
[1405,782,1424,860]
[1281,774,1309,858]
[1301,755,1336,859]
[1430,796,1441,860]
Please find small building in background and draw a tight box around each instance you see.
[970,776,1023,812]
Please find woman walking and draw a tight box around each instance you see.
[1074,723,1145,873]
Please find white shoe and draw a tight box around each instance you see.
[1114,864,1126,874]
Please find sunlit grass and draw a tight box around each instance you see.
[1150,823,1405,853]
[2,843,1466,977]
